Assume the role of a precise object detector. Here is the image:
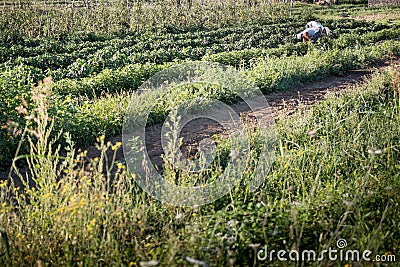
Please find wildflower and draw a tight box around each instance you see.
[0,180,7,187]
[112,142,122,151]
[87,218,96,234]
[117,163,125,169]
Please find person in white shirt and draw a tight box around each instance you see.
[306,21,332,36]
[306,21,324,30]
[296,27,322,43]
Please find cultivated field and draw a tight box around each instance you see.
[0,1,399,266]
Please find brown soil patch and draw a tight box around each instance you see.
[83,64,386,171]
[353,12,400,21]
[2,58,397,185]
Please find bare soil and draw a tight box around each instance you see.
[85,66,379,169]
[2,58,396,184]
[353,12,400,22]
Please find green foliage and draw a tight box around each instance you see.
[0,65,36,169]
[2,16,395,82]
[53,62,169,97]
[247,40,400,93]
[1,64,399,266]
[203,27,400,67]
[1,2,400,265]
[1,30,400,169]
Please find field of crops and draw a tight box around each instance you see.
[2,5,400,167]
[1,1,400,266]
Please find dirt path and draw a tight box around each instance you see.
[86,66,379,169]
[3,59,395,184]
[353,12,400,22]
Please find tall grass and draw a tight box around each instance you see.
[1,62,399,266]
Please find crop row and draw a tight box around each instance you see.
[3,19,391,83]
[1,19,307,65]
[1,22,394,95]
[248,40,400,93]
[48,27,400,98]
[0,20,290,61]
[1,35,399,169]
[53,62,170,97]
[0,17,385,69]
[203,27,400,66]
[60,40,400,150]
[2,27,297,80]
[48,31,296,80]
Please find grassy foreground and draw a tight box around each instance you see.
[1,63,399,266]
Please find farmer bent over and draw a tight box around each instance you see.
[306,21,332,36]
[297,27,321,43]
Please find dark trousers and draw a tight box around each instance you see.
[312,30,322,43]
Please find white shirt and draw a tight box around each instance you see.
[306,21,324,30]
[303,27,320,36]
